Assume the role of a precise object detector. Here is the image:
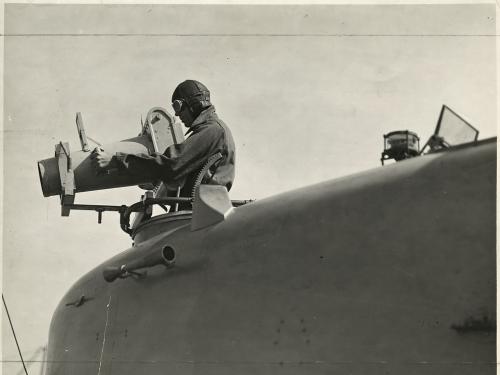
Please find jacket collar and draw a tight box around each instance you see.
[185,106,217,135]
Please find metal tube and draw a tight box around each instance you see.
[37,135,155,197]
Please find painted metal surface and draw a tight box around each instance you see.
[45,139,496,374]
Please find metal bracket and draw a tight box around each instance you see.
[65,295,92,308]
[143,107,183,150]
[191,185,234,231]
[75,112,90,152]
[55,142,75,216]
[120,269,148,281]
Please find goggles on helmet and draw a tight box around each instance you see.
[172,99,186,115]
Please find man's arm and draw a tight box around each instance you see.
[102,124,224,183]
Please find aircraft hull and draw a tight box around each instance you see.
[45,139,496,374]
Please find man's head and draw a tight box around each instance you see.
[171,80,211,127]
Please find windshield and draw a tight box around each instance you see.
[435,105,479,146]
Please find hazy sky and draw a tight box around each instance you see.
[2,3,497,374]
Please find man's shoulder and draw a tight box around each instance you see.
[201,114,230,132]
[190,118,224,139]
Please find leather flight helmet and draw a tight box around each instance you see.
[171,80,211,116]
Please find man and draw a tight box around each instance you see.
[91,80,235,200]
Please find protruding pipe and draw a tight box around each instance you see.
[103,246,176,282]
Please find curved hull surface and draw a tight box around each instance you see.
[46,139,496,374]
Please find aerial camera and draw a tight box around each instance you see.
[37,108,184,216]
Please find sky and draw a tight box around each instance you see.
[1,3,498,375]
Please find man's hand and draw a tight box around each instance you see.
[91,147,115,173]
